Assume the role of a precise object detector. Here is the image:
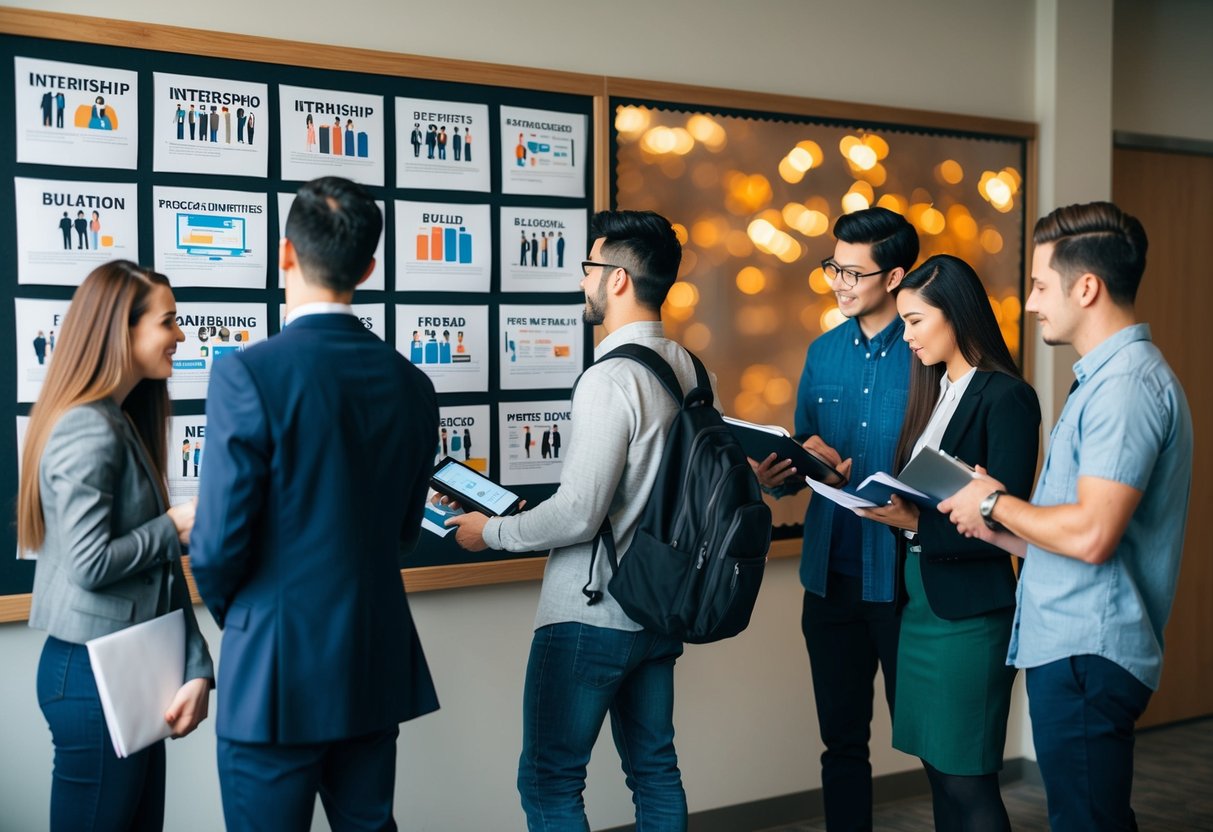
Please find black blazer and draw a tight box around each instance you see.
[908,370,1040,620]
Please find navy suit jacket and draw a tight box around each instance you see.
[191,313,439,744]
[910,370,1041,620]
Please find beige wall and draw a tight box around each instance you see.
[2,0,1200,828]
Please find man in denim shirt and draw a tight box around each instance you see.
[754,207,917,831]
[943,202,1193,831]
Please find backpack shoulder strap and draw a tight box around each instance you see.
[590,343,684,406]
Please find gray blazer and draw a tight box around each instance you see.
[28,399,213,682]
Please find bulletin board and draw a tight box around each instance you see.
[0,9,604,617]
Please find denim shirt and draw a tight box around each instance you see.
[1008,324,1193,690]
[791,316,910,601]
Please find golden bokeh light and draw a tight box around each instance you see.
[686,114,727,150]
[876,193,908,214]
[863,133,890,159]
[841,191,870,213]
[847,143,878,170]
[666,281,699,309]
[683,322,712,352]
[764,376,794,406]
[920,207,946,235]
[779,156,805,184]
[787,146,815,172]
[809,266,832,295]
[670,223,689,245]
[736,266,767,295]
[741,363,775,393]
[725,230,755,257]
[821,306,847,331]
[615,106,650,137]
[980,228,1004,254]
[937,159,964,184]
[691,219,722,248]
[736,305,780,335]
[797,139,825,168]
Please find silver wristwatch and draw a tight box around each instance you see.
[979,490,1006,531]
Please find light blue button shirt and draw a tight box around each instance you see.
[1008,324,1193,689]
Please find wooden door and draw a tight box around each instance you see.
[1113,145,1213,727]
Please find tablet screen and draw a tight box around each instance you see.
[432,461,519,516]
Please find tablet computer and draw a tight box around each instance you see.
[430,457,525,517]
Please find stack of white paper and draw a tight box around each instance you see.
[86,609,185,758]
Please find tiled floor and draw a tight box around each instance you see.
[759,717,1213,831]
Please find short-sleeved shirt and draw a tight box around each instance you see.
[1008,324,1193,689]
[792,316,910,601]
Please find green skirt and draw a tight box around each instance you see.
[892,547,1016,775]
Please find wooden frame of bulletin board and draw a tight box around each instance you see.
[0,9,1034,622]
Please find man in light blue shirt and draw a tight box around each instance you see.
[942,201,1193,831]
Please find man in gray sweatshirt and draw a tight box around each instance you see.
[449,210,716,831]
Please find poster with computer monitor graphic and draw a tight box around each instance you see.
[15,56,140,170]
[395,201,490,293]
[152,186,268,289]
[14,177,139,286]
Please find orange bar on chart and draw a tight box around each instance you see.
[430,226,443,261]
[416,232,428,260]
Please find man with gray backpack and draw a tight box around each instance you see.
[447,209,770,830]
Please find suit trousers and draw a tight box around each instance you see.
[801,575,900,832]
[37,636,166,832]
[217,726,400,832]
[1027,655,1153,832]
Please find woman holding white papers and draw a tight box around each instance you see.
[18,261,214,832]
[855,255,1040,832]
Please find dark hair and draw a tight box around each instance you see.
[284,176,383,292]
[833,206,920,273]
[590,210,682,311]
[892,254,1021,471]
[1033,201,1147,306]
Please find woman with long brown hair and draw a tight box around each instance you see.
[856,254,1040,831]
[19,260,213,831]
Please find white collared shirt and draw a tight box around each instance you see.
[285,302,354,325]
[910,366,977,460]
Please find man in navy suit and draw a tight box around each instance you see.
[191,176,439,832]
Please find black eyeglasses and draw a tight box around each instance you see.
[580,260,629,278]
[821,258,888,288]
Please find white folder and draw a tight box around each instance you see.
[86,609,185,758]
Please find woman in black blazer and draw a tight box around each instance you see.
[857,255,1040,832]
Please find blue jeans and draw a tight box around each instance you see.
[518,622,686,832]
[1027,655,1152,831]
[37,635,166,832]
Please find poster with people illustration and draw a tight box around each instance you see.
[498,399,572,486]
[169,302,268,400]
[395,97,490,193]
[14,177,139,285]
[499,105,586,198]
[499,207,587,293]
[279,85,384,186]
[394,200,491,293]
[498,305,585,390]
[166,415,208,505]
[435,405,491,475]
[152,72,268,177]
[395,304,489,393]
[14,56,139,170]
[14,298,71,403]
[152,186,268,289]
[277,192,385,291]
